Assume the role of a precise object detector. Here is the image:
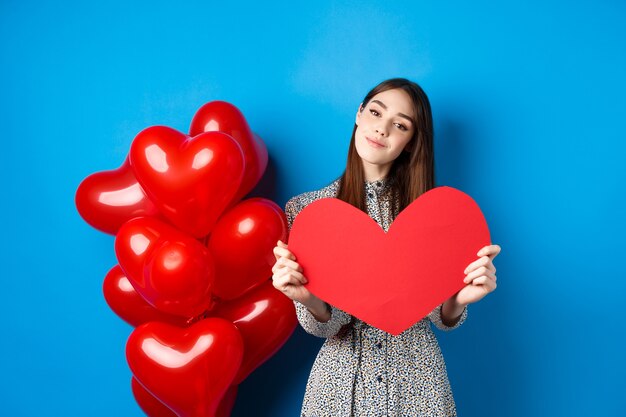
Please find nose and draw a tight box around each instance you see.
[375,123,388,137]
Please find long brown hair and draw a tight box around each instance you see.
[336,78,435,214]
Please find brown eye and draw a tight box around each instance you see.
[369,109,380,117]
[395,123,408,131]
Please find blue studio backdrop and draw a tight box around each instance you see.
[1,1,624,416]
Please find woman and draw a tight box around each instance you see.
[272,78,500,416]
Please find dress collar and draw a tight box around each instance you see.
[364,175,395,194]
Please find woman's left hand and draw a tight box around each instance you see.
[454,244,501,306]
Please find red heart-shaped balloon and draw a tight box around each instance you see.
[114,216,164,287]
[115,217,215,319]
[211,280,297,384]
[288,186,491,336]
[130,126,245,238]
[127,318,243,417]
[131,377,178,417]
[103,265,189,328]
[215,385,238,417]
[75,157,160,235]
[131,378,238,417]
[208,198,288,301]
[189,101,267,204]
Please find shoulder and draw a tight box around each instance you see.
[287,178,340,212]
[284,178,341,227]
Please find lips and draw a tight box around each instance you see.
[366,136,385,148]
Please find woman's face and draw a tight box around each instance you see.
[354,88,416,178]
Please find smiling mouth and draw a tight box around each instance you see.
[366,137,386,148]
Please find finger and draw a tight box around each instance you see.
[272,274,292,293]
[473,276,497,292]
[464,269,496,284]
[477,244,501,259]
[289,269,308,285]
[274,267,307,286]
[274,275,296,291]
[278,257,302,273]
[272,269,291,290]
[272,269,286,287]
[469,276,492,286]
[271,256,285,274]
[277,240,288,248]
[271,260,284,274]
[273,245,296,261]
[272,245,281,262]
[272,256,302,273]
[463,256,493,275]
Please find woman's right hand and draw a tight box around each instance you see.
[271,240,312,304]
[272,240,332,322]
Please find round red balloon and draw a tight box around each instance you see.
[75,157,159,235]
[129,126,245,238]
[126,318,243,417]
[115,216,215,319]
[189,101,268,204]
[208,198,288,300]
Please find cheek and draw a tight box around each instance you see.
[355,125,367,142]
[360,111,377,126]
[354,132,366,152]
[399,134,413,149]
[387,137,411,157]
[354,131,371,159]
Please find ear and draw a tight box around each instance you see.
[355,103,364,126]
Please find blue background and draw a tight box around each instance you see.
[1,0,624,416]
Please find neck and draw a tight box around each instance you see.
[362,160,392,182]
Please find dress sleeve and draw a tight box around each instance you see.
[284,197,299,230]
[285,196,353,338]
[428,303,468,331]
[294,300,353,338]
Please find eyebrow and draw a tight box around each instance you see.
[370,99,415,125]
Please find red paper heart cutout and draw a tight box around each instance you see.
[130,126,244,238]
[126,318,243,417]
[210,280,297,384]
[288,186,490,335]
[103,265,189,328]
[115,217,215,319]
[208,198,288,301]
[75,157,159,235]
[189,101,268,204]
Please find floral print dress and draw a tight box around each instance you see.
[285,177,468,417]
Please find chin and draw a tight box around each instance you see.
[355,143,386,164]
[358,154,392,168]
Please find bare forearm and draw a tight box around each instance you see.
[441,298,466,327]
[302,294,331,322]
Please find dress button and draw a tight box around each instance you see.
[377,375,383,382]
[376,181,381,186]
[376,342,382,349]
